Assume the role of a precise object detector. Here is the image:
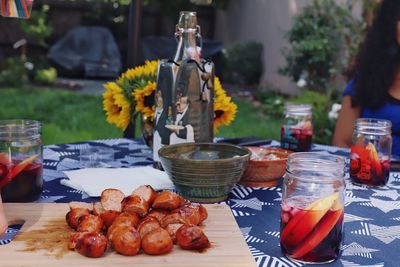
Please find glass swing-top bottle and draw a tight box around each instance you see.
[152,11,214,168]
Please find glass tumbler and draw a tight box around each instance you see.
[280,103,313,152]
[350,118,392,186]
[0,120,43,202]
[280,152,345,264]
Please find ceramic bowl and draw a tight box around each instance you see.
[158,143,251,203]
[240,147,292,187]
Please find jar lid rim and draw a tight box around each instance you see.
[286,152,345,180]
[0,120,40,131]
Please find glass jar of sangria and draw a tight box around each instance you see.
[280,152,345,264]
[0,120,43,202]
[0,193,7,236]
[350,118,392,186]
[280,103,313,152]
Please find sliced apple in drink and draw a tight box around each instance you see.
[281,192,339,247]
[290,201,344,259]
[0,154,39,189]
[366,143,382,178]
[0,153,10,165]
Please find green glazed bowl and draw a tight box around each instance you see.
[158,142,251,203]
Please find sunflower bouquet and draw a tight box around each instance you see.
[103,60,237,134]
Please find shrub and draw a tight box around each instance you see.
[34,67,58,85]
[220,42,263,86]
[279,0,364,92]
[256,87,286,119]
[0,58,28,87]
[19,4,53,47]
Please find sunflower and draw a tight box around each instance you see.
[133,81,156,119]
[214,93,238,133]
[214,76,225,98]
[103,82,131,130]
[103,60,237,133]
[118,60,159,85]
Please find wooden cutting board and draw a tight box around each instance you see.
[0,203,256,267]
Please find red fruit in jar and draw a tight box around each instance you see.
[281,193,339,247]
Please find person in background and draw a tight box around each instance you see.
[333,0,400,157]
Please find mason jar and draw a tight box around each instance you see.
[280,103,313,152]
[0,120,43,202]
[0,193,6,236]
[280,152,345,264]
[350,118,392,186]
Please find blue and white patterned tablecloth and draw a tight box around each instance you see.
[2,138,400,267]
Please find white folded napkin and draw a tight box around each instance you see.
[61,166,174,197]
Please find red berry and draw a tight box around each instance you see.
[290,207,300,217]
[281,212,290,224]
[281,203,292,212]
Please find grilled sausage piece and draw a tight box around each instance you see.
[69,201,93,211]
[147,209,170,223]
[132,185,157,206]
[160,213,187,228]
[66,207,91,230]
[107,212,141,239]
[152,191,185,211]
[93,202,120,228]
[74,232,108,258]
[137,217,161,238]
[68,232,87,250]
[164,223,184,244]
[121,195,149,217]
[198,204,208,223]
[176,225,210,251]
[110,225,141,256]
[174,203,202,225]
[76,214,104,233]
[101,188,125,212]
[141,228,173,255]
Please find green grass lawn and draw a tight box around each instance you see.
[0,88,280,145]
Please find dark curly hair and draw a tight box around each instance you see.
[350,0,400,109]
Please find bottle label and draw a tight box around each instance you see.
[153,59,214,164]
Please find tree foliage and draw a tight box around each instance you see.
[280,0,364,92]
